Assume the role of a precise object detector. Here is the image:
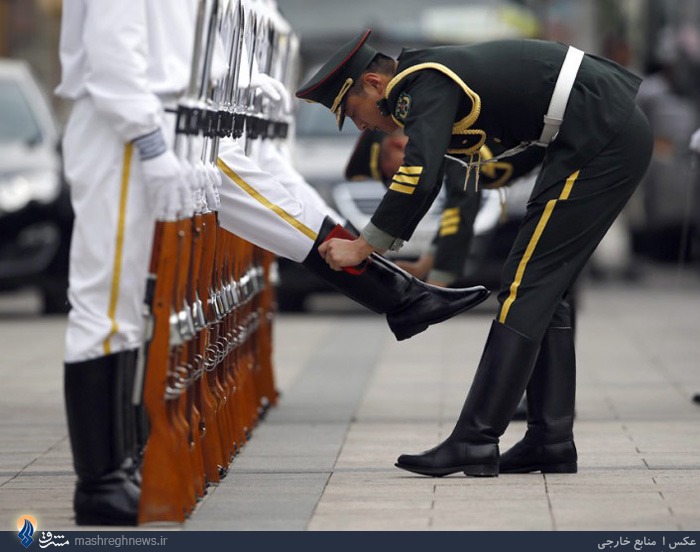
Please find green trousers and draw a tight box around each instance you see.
[497,106,653,343]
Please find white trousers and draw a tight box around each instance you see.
[63,108,339,361]
[62,97,161,362]
[216,138,333,262]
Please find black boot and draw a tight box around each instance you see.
[64,353,141,525]
[499,325,577,473]
[395,320,539,477]
[511,394,527,421]
[303,217,490,340]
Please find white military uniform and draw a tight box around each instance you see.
[215,0,344,260]
[56,0,220,362]
[57,0,341,361]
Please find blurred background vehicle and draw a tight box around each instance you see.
[0,58,72,314]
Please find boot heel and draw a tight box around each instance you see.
[391,323,427,342]
[541,462,577,474]
[463,464,498,477]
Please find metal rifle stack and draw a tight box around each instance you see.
[133,0,297,524]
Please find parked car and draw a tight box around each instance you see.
[0,59,72,314]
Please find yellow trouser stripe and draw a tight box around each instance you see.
[499,170,580,324]
[389,182,416,194]
[103,143,133,354]
[217,158,318,240]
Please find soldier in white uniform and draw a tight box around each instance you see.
[56,0,218,525]
[57,0,490,526]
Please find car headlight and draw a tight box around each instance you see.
[0,169,61,213]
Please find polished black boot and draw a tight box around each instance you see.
[395,320,539,477]
[512,394,527,421]
[303,217,490,340]
[64,353,141,525]
[499,325,577,474]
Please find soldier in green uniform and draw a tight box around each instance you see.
[296,30,652,477]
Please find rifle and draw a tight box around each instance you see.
[192,210,226,483]
[138,0,216,523]
[138,220,192,523]
[171,216,205,500]
[256,249,278,412]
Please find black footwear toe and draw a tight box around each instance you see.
[395,440,499,477]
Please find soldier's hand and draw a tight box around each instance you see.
[318,236,373,271]
[250,72,294,114]
[206,164,222,210]
[140,149,194,220]
[193,160,221,212]
[134,129,194,220]
[395,253,434,280]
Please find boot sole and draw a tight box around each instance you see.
[395,462,498,478]
[500,461,577,474]
[392,291,491,341]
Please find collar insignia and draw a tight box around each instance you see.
[394,92,412,121]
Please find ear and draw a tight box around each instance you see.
[362,72,386,95]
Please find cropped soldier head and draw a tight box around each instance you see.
[344,129,408,186]
[345,129,527,191]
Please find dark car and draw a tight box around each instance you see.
[0,59,72,314]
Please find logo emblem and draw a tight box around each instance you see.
[17,515,37,548]
[394,92,412,121]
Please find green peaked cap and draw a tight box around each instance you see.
[295,29,377,130]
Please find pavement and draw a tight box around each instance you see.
[1,264,700,532]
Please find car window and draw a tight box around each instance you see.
[295,100,360,138]
[0,80,43,145]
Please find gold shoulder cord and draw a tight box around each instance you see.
[385,63,486,156]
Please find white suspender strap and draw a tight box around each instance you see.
[536,45,585,147]
[444,45,586,175]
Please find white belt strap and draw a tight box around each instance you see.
[536,45,584,147]
[443,45,585,179]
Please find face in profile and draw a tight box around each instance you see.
[344,74,400,135]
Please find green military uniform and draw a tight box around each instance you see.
[345,129,544,286]
[297,32,651,343]
[297,30,652,477]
